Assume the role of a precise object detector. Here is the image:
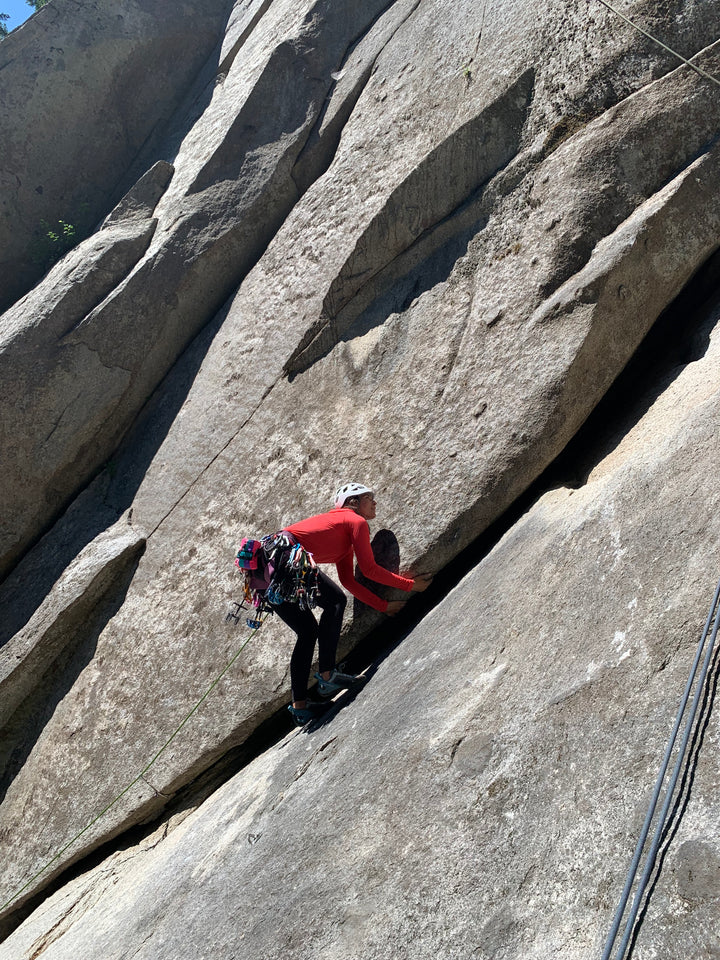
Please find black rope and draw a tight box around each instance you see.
[601,576,720,959]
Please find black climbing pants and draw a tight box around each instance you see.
[276,570,347,702]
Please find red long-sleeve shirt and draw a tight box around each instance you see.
[285,507,414,612]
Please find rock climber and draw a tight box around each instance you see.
[278,482,433,726]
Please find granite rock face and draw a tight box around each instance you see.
[3,267,720,960]
[0,161,172,576]
[1,0,720,952]
[0,0,413,578]
[0,0,232,312]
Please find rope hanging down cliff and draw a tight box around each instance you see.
[601,576,720,960]
[0,622,264,917]
[593,0,720,90]
[589,8,720,955]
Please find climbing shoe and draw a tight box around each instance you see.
[314,669,366,698]
[287,701,331,727]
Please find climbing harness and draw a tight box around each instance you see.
[232,532,319,629]
[0,617,265,917]
[602,575,720,960]
[593,0,720,90]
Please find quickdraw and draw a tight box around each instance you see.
[260,534,319,611]
[230,532,319,628]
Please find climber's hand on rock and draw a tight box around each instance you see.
[410,573,433,592]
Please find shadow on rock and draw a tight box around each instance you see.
[0,301,228,645]
[0,547,144,806]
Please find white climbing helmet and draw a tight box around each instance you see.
[334,482,374,508]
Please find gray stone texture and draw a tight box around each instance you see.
[1,0,720,956]
[0,161,172,576]
[0,0,231,311]
[0,0,407,579]
[2,278,720,960]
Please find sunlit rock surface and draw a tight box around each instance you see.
[1,0,720,952]
[3,271,720,960]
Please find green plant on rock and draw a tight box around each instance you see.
[31,219,78,270]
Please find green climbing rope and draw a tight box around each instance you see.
[1,621,263,916]
[594,0,720,90]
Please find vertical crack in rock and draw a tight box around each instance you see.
[542,246,720,493]
[186,37,324,196]
[217,0,276,76]
[0,0,409,585]
[291,0,424,195]
[188,0,404,198]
